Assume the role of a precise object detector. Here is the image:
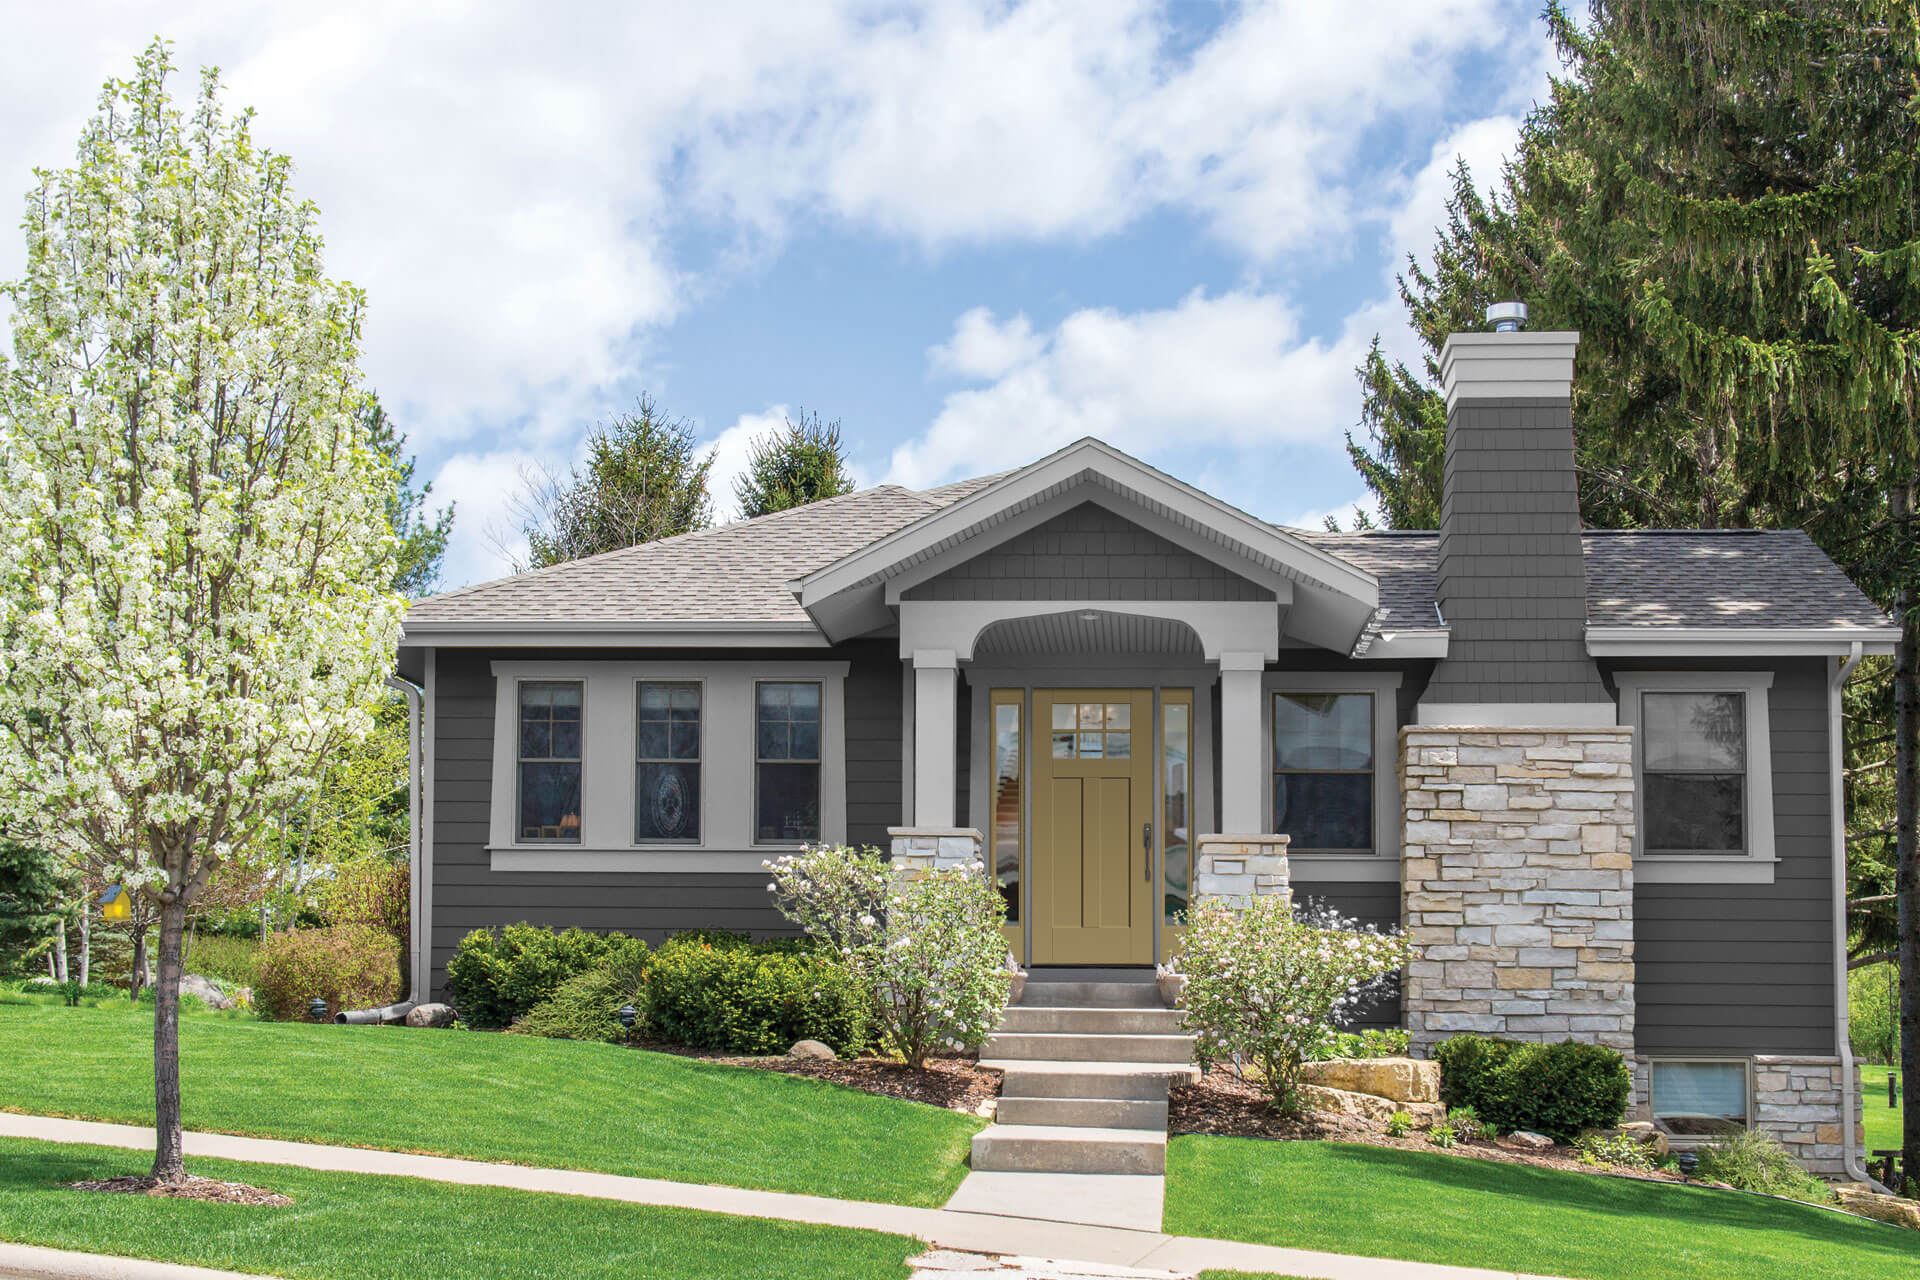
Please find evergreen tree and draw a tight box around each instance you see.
[0,839,71,973]
[364,398,453,597]
[515,395,712,568]
[734,410,856,519]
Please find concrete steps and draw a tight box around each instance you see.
[983,1031,1196,1063]
[997,1005,1187,1035]
[968,1123,1167,1175]
[1017,980,1163,1008]
[993,1095,1168,1129]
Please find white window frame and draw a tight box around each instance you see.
[1261,670,1403,883]
[1647,1056,1752,1144]
[633,678,705,846]
[486,659,848,872]
[752,677,827,849]
[514,678,586,844]
[1615,671,1776,884]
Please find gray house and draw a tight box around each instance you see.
[395,320,1894,1178]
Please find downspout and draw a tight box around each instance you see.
[1829,640,1883,1189]
[339,674,426,1026]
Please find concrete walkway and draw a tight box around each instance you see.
[0,1112,1561,1280]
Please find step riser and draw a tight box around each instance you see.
[995,1097,1167,1130]
[1019,981,1164,1008]
[998,1007,1186,1034]
[998,1070,1178,1102]
[984,1033,1194,1064]
[971,1133,1166,1176]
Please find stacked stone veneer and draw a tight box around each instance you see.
[887,827,984,876]
[1752,1057,1862,1177]
[1401,726,1636,1055]
[1194,834,1292,912]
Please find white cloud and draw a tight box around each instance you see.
[702,407,789,525]
[430,449,542,588]
[1282,493,1383,532]
[928,307,1046,380]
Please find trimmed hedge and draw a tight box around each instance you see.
[643,935,868,1056]
[1434,1034,1631,1140]
[510,949,651,1045]
[446,924,649,1029]
[254,925,402,1021]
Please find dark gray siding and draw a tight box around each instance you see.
[1426,396,1609,705]
[427,641,902,999]
[1604,657,1838,1056]
[904,502,1273,602]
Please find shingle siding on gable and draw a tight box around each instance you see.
[1616,656,1838,1056]
[902,502,1274,603]
[426,641,902,999]
[1425,397,1611,704]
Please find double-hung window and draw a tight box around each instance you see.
[1271,691,1374,852]
[517,680,583,842]
[635,681,701,843]
[1617,672,1775,882]
[756,680,822,843]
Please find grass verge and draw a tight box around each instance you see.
[0,1000,979,1206]
[0,1136,918,1280]
[1165,1136,1920,1280]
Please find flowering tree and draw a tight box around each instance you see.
[0,45,403,1183]
[1176,896,1410,1114]
[767,845,1010,1068]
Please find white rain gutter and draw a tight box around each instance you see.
[385,674,427,1012]
[1829,640,1885,1189]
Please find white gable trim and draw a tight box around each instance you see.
[1586,625,1897,658]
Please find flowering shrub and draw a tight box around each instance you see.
[767,845,1010,1067]
[1178,895,1409,1113]
[254,925,401,1021]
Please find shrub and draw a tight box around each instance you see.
[1311,1028,1411,1061]
[253,925,401,1020]
[766,845,1010,1067]
[1695,1129,1835,1204]
[1384,1110,1415,1138]
[1178,897,1409,1113]
[1434,1034,1631,1141]
[1574,1130,1656,1171]
[1428,1122,1457,1148]
[511,949,650,1045]
[182,933,261,987]
[1447,1106,1484,1141]
[446,924,648,1029]
[324,858,410,993]
[643,936,867,1055]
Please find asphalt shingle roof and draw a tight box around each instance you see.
[407,476,1890,637]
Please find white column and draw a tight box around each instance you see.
[912,649,958,828]
[1218,651,1265,834]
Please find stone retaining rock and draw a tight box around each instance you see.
[1835,1184,1920,1230]
[788,1039,836,1060]
[405,1003,457,1028]
[1300,1057,1440,1104]
[1298,1084,1444,1128]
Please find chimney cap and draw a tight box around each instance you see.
[1486,300,1528,332]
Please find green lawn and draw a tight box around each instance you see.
[0,1000,979,1206]
[0,1137,918,1280]
[1862,1065,1904,1155]
[1165,1137,1920,1280]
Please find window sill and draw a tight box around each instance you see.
[487,846,773,873]
[1634,855,1778,885]
[1287,853,1399,883]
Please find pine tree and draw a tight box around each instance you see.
[734,410,856,519]
[363,398,453,596]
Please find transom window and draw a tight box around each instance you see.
[635,681,701,843]
[756,681,822,842]
[1650,1060,1749,1138]
[517,681,583,842]
[1272,691,1373,852]
[1050,701,1132,759]
[1642,691,1746,854]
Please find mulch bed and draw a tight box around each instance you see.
[70,1174,292,1206]
[1171,1067,1691,1185]
[655,1046,1001,1114]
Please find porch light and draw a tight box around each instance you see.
[1077,610,1098,623]
[307,997,328,1022]
[617,1004,637,1030]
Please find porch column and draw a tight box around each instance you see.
[911,648,957,827]
[1218,651,1265,834]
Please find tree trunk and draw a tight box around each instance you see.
[78,906,90,987]
[1895,481,1920,1195]
[130,926,148,1000]
[151,897,188,1183]
[53,918,68,983]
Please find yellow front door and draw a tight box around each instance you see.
[1032,689,1155,965]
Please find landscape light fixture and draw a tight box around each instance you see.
[617,1004,637,1030]
[307,997,328,1022]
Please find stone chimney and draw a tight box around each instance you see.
[1418,306,1610,726]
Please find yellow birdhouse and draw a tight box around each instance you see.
[99,885,132,923]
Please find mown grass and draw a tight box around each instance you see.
[0,1137,919,1280]
[1165,1136,1920,1280]
[0,999,979,1206]
[1861,1064,1904,1156]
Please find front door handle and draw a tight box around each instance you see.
[1142,822,1152,882]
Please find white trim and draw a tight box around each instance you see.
[899,599,1280,663]
[1438,330,1577,411]
[402,620,829,648]
[485,659,848,869]
[1586,626,1897,658]
[420,652,437,995]
[1615,670,1776,884]
[1364,630,1450,659]
[1264,671,1404,869]
[1416,701,1617,728]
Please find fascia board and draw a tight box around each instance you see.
[1584,625,1898,657]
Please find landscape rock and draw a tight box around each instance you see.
[1835,1184,1920,1230]
[405,1003,457,1028]
[179,974,232,1010]
[1508,1130,1556,1150]
[974,1099,998,1120]
[1300,1057,1441,1104]
[788,1039,836,1060]
[1299,1083,1443,1128]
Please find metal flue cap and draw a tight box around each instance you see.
[1486,300,1528,333]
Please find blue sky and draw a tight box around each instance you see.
[0,2,1559,587]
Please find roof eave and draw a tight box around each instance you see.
[1584,625,1899,658]
[399,619,829,649]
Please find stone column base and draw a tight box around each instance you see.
[887,827,983,878]
[1194,834,1291,912]
[1753,1055,1862,1178]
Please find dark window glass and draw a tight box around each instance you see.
[518,681,582,842]
[756,681,821,842]
[1163,698,1191,925]
[1651,1061,1747,1137]
[1272,692,1373,852]
[636,682,701,843]
[1642,692,1746,853]
[992,700,1021,923]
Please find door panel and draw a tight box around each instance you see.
[1033,689,1154,965]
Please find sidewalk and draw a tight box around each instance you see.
[0,1112,1560,1280]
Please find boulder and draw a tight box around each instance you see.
[405,1003,457,1028]
[1300,1057,1441,1104]
[1508,1130,1556,1151]
[788,1039,836,1061]
[1299,1084,1444,1128]
[179,974,232,1010]
[1836,1184,1920,1230]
